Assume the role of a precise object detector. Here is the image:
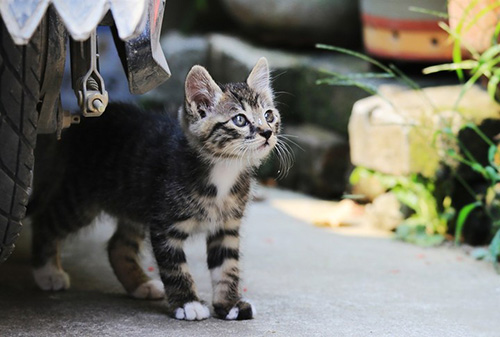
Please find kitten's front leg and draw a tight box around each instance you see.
[207,220,255,320]
[150,224,210,321]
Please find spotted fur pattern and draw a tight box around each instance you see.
[28,58,278,320]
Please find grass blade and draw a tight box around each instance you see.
[316,44,395,75]
[409,6,448,19]
[455,201,482,245]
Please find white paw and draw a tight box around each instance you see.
[131,280,165,300]
[224,299,256,320]
[226,307,240,320]
[174,301,210,321]
[33,263,70,291]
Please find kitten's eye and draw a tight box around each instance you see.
[232,114,248,127]
[264,110,274,123]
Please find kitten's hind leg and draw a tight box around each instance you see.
[32,249,70,291]
[32,221,69,291]
[31,198,95,291]
[108,219,164,300]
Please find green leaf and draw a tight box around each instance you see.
[479,44,500,62]
[422,60,477,74]
[489,229,500,261]
[392,187,419,211]
[455,202,482,245]
[316,44,394,75]
[470,247,490,260]
[464,123,496,147]
[463,1,500,36]
[485,166,500,183]
[408,6,448,19]
[487,70,500,99]
[395,224,444,246]
[342,194,366,201]
[395,224,412,239]
[416,234,445,247]
[488,144,500,168]
[317,69,393,79]
[454,67,486,108]
[349,167,362,185]
[494,20,500,44]
[316,77,380,95]
[470,162,487,176]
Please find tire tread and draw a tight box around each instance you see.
[0,16,46,263]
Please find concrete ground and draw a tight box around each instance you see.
[1,188,499,337]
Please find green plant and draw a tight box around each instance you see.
[316,14,500,266]
[420,3,500,261]
[315,45,450,245]
[350,167,451,246]
[315,45,424,102]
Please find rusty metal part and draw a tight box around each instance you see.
[70,29,109,117]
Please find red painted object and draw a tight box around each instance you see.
[360,0,453,62]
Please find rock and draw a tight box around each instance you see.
[350,85,500,245]
[350,171,387,202]
[365,192,405,231]
[208,34,370,137]
[259,124,350,199]
[220,0,361,47]
[349,84,500,178]
[140,32,210,111]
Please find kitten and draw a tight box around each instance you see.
[28,58,280,321]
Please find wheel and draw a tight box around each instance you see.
[0,16,48,263]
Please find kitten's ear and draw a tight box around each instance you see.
[247,57,272,97]
[185,65,222,116]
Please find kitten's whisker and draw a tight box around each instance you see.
[277,135,304,152]
[278,133,300,139]
[273,90,294,97]
[273,139,294,180]
[281,142,295,169]
[273,144,289,180]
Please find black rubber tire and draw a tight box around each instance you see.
[0,17,47,263]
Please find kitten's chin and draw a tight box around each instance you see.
[253,140,275,159]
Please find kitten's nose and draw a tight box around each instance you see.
[259,129,272,140]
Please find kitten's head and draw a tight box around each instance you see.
[181,57,280,164]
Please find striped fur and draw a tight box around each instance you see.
[28,58,278,320]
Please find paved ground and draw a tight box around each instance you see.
[1,188,499,337]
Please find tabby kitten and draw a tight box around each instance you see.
[28,58,280,321]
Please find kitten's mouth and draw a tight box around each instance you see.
[258,141,273,152]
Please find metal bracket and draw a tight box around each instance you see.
[112,0,170,95]
[70,29,109,117]
[57,106,80,140]
[37,6,66,134]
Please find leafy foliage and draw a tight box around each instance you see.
[316,5,500,268]
[350,167,449,246]
[421,3,500,262]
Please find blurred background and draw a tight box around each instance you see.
[1,2,500,335]
[60,0,500,251]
